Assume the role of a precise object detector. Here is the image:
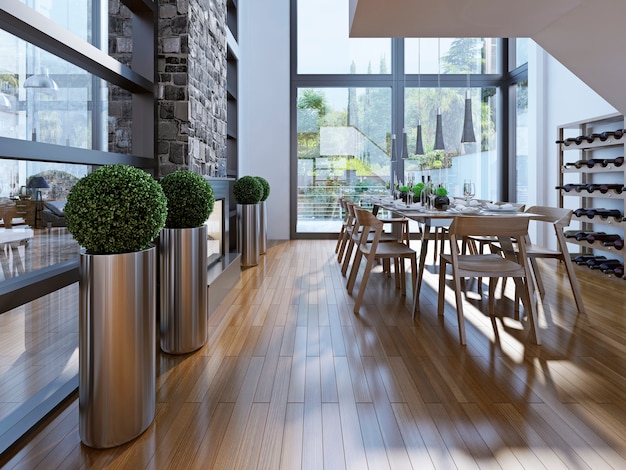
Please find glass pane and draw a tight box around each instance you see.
[0,28,131,153]
[403,86,499,202]
[515,80,528,203]
[405,38,498,74]
[0,284,78,444]
[296,87,391,233]
[17,0,92,43]
[515,38,529,68]
[0,160,88,281]
[297,0,391,74]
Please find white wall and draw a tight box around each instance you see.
[239,0,291,240]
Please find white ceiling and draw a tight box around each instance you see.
[349,0,626,114]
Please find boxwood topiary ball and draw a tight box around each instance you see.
[160,170,215,228]
[255,176,270,202]
[233,175,263,204]
[65,164,168,254]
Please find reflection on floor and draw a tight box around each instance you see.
[0,227,79,281]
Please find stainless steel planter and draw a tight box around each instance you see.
[237,203,259,267]
[159,226,208,354]
[79,246,156,449]
[259,200,267,255]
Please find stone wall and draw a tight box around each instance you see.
[157,0,227,178]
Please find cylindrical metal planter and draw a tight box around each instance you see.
[79,246,156,449]
[237,203,259,267]
[259,200,267,255]
[159,225,208,354]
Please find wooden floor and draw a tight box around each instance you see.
[2,239,626,469]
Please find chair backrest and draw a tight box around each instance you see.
[353,207,383,247]
[524,205,573,227]
[448,216,530,239]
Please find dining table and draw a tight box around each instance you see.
[364,196,535,317]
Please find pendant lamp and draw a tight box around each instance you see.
[433,39,445,151]
[401,128,409,159]
[461,74,476,143]
[415,120,425,155]
[391,133,397,162]
[24,68,58,95]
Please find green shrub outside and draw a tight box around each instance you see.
[65,164,167,254]
[233,176,263,204]
[160,170,215,228]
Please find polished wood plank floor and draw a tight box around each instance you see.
[2,239,626,469]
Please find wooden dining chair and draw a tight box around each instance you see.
[347,207,417,314]
[437,216,540,346]
[339,201,409,277]
[520,205,586,315]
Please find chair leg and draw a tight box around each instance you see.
[346,249,363,294]
[337,231,349,263]
[353,255,377,313]
[561,254,586,314]
[341,239,355,276]
[437,257,447,317]
[488,278,499,339]
[452,266,467,346]
[335,226,345,253]
[410,255,418,314]
[530,257,545,295]
[515,276,541,345]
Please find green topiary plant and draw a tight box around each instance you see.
[233,175,263,204]
[255,176,270,202]
[159,170,215,228]
[65,164,168,254]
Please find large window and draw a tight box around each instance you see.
[294,1,527,235]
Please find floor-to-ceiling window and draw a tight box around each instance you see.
[0,0,155,453]
[292,0,528,236]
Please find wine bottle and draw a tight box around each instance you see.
[587,257,610,268]
[555,184,586,192]
[573,208,587,217]
[599,260,623,272]
[573,254,606,265]
[585,208,623,219]
[564,230,588,239]
[585,183,624,194]
[586,233,621,244]
[601,239,624,250]
[565,159,605,169]
[576,231,605,242]
[601,156,624,167]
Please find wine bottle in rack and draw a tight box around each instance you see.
[584,183,625,194]
[564,230,588,239]
[576,231,605,242]
[587,257,610,268]
[573,254,606,265]
[585,233,621,244]
[601,238,624,250]
[585,208,623,219]
[602,156,624,167]
[598,260,624,272]
[555,184,586,192]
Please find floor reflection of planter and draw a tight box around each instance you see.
[79,246,156,449]
[238,203,259,267]
[259,200,267,255]
[159,225,208,354]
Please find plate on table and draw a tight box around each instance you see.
[480,208,521,214]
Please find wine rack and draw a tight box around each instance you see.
[557,113,626,280]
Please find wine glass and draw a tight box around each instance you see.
[463,179,475,202]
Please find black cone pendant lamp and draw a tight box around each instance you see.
[415,120,425,155]
[391,133,397,162]
[433,39,445,151]
[401,128,409,159]
[461,74,476,143]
